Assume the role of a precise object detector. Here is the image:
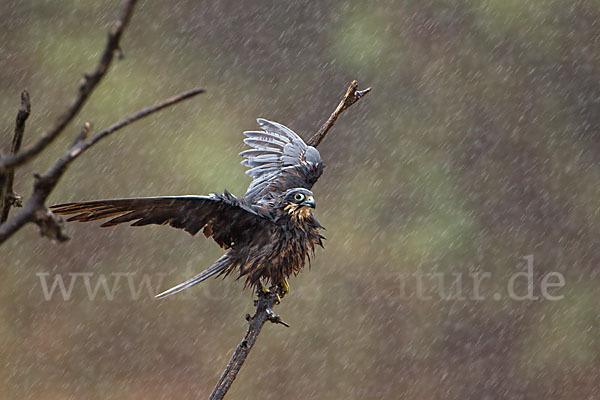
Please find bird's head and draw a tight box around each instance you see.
[279,188,316,220]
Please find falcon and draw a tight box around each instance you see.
[51,119,325,300]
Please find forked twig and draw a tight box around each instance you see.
[0,0,207,245]
[0,88,204,244]
[0,0,138,173]
[307,80,371,147]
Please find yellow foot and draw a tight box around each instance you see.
[279,278,290,299]
[260,284,270,294]
[259,283,281,304]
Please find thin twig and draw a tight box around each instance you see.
[307,80,371,147]
[73,122,92,146]
[208,80,371,400]
[0,88,205,245]
[79,88,204,152]
[1,90,31,222]
[0,0,138,173]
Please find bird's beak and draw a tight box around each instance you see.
[301,196,315,208]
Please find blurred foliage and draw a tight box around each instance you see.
[1,0,600,399]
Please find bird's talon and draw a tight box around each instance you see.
[259,284,270,295]
[278,278,290,298]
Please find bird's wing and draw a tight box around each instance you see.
[240,118,324,203]
[51,192,271,249]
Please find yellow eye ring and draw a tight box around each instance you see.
[294,193,305,201]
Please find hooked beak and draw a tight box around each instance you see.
[301,196,315,209]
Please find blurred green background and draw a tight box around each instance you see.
[1,0,599,399]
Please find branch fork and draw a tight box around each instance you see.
[0,0,205,245]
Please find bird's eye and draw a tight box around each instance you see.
[294,193,305,202]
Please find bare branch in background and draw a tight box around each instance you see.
[0,88,204,244]
[0,0,138,173]
[209,80,371,400]
[0,0,205,245]
[1,90,30,222]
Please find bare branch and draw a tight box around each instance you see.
[307,80,371,147]
[0,88,205,245]
[79,88,205,152]
[1,90,31,222]
[0,0,138,173]
[209,80,370,400]
[209,291,287,400]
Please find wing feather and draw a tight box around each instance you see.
[51,193,272,249]
[240,118,324,203]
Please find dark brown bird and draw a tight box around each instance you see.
[51,119,325,299]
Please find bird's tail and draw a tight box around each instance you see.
[155,254,231,299]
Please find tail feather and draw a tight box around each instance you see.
[155,255,231,299]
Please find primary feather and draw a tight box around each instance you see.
[241,118,323,204]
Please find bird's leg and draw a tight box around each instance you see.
[278,278,290,298]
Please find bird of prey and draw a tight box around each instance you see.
[51,119,325,300]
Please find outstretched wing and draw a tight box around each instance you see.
[240,118,324,203]
[50,192,271,249]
